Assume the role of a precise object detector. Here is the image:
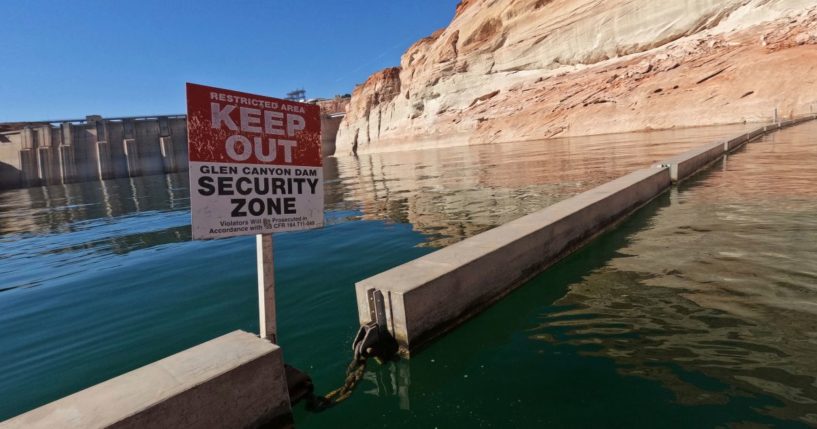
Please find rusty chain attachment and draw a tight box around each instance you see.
[307,289,398,411]
[306,354,368,410]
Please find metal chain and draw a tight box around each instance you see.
[306,356,368,411]
[306,318,397,411]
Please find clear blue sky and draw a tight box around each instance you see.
[1,0,459,122]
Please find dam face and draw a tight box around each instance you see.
[0,116,188,191]
[0,113,343,191]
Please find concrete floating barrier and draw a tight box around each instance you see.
[670,114,817,183]
[780,116,813,128]
[660,140,724,183]
[356,167,671,356]
[746,127,766,141]
[725,134,750,151]
[356,114,817,357]
[1,331,291,429]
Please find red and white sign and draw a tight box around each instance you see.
[186,83,324,239]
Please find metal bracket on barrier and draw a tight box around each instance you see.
[352,289,398,362]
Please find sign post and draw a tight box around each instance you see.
[186,83,323,343]
[257,234,277,342]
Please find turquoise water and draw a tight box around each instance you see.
[297,123,817,428]
[0,174,431,420]
[3,123,815,427]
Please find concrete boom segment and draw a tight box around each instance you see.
[0,331,292,429]
[356,114,817,357]
[356,167,672,356]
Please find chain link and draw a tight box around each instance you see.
[305,320,397,411]
[306,356,368,411]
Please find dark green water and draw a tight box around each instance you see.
[3,123,815,427]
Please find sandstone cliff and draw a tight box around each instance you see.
[315,96,351,116]
[337,0,817,154]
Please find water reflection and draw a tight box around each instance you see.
[1,120,804,425]
[0,123,753,264]
[532,122,817,425]
[0,173,189,237]
[0,174,191,293]
[332,123,753,246]
[363,360,412,411]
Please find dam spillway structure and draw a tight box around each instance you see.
[0,99,348,192]
[0,115,189,191]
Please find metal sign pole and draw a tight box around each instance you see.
[257,233,277,343]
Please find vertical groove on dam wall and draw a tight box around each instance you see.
[356,114,817,357]
[0,116,189,190]
[0,114,344,191]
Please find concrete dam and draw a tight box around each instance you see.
[0,111,344,191]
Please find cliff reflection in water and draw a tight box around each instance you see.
[331,123,752,247]
[533,122,817,425]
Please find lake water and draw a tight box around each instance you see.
[2,122,815,427]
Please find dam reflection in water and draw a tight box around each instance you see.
[0,174,190,249]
